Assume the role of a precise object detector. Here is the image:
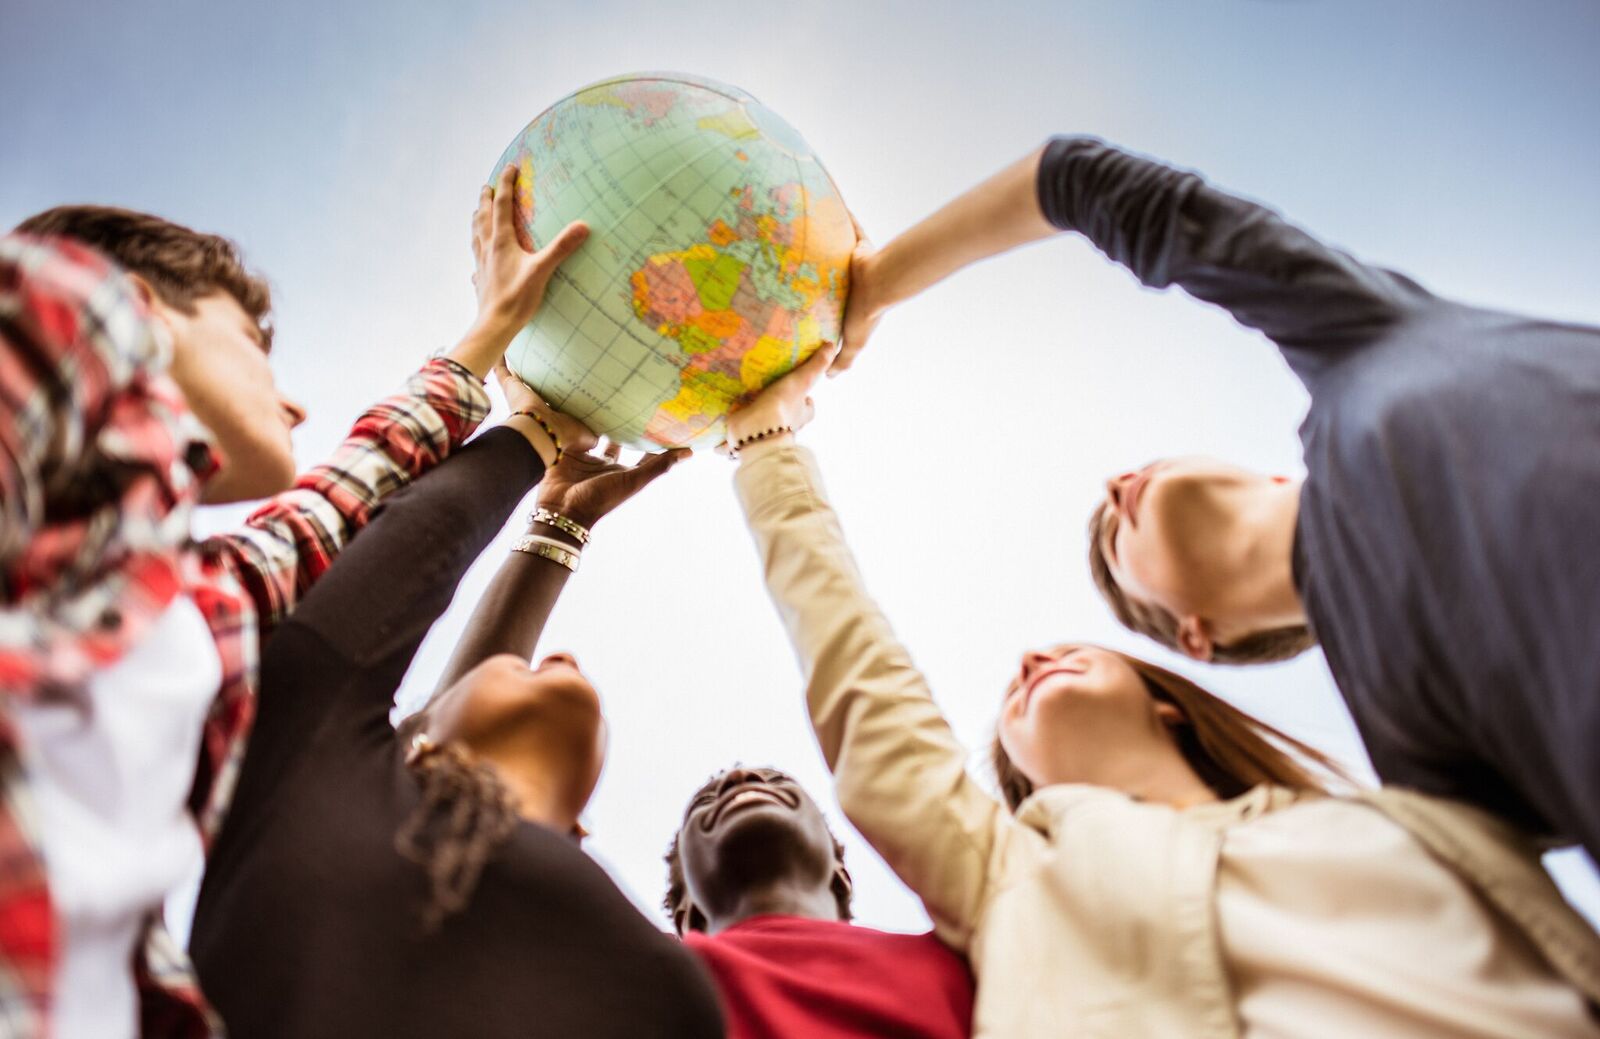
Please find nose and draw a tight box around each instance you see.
[716,768,763,796]
[541,651,579,670]
[280,396,308,429]
[1105,471,1136,516]
[1017,649,1056,685]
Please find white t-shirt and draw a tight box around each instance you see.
[1217,797,1594,1038]
[11,595,221,1039]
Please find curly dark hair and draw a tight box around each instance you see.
[15,204,274,347]
[663,767,853,935]
[393,729,520,933]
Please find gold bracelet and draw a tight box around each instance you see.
[528,507,590,545]
[512,533,580,572]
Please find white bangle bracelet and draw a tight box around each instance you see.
[512,533,581,572]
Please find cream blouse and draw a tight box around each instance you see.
[1217,795,1593,1037]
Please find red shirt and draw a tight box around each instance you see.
[685,915,973,1039]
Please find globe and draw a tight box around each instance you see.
[492,73,855,451]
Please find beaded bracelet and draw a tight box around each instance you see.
[728,424,794,459]
[511,409,563,464]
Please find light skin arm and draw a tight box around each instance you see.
[834,145,1054,372]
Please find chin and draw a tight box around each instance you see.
[200,461,295,504]
[707,809,826,885]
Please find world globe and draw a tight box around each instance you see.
[492,73,855,451]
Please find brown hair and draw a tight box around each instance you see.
[15,205,274,347]
[393,719,520,933]
[1086,500,1317,664]
[662,768,853,935]
[991,648,1354,812]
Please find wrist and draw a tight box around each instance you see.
[733,430,794,463]
[505,413,559,468]
[857,246,903,313]
[528,520,583,549]
[447,320,514,379]
[527,504,593,544]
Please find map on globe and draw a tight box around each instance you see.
[493,73,856,450]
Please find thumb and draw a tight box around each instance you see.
[789,341,840,394]
[530,221,590,276]
[632,447,690,483]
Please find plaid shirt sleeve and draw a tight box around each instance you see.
[208,356,490,635]
[189,357,490,839]
[0,234,212,699]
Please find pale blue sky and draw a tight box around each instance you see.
[5,0,1597,932]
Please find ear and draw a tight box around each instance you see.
[831,863,854,910]
[1176,614,1215,662]
[1153,701,1187,728]
[122,271,157,308]
[674,902,707,936]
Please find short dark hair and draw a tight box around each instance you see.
[1086,500,1317,664]
[663,767,853,935]
[16,205,273,347]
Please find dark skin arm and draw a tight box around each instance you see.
[435,438,689,691]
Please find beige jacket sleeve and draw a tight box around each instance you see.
[735,444,1019,950]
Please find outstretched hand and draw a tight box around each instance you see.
[536,441,691,529]
[723,342,840,455]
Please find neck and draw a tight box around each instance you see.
[705,880,840,936]
[1091,745,1220,811]
[1214,479,1306,638]
[477,750,577,835]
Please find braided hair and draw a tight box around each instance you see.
[394,730,520,933]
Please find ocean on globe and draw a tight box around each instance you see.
[492,73,855,451]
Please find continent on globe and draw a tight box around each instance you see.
[491,72,856,451]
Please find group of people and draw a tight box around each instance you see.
[2,133,1598,1039]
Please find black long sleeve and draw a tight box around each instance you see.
[192,426,724,1039]
[284,426,543,671]
[1035,136,1427,369]
[224,427,544,822]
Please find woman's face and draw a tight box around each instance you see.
[997,645,1183,792]
[427,652,607,829]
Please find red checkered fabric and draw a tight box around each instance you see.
[0,234,490,1036]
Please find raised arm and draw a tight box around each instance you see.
[207,163,590,637]
[1034,136,1421,355]
[726,351,1020,951]
[434,433,688,691]
[839,136,1423,374]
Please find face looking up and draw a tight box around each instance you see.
[145,286,306,504]
[424,651,608,834]
[672,767,847,934]
[998,644,1189,794]
[1095,457,1298,658]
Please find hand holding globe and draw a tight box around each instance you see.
[491,73,857,452]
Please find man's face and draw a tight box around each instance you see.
[156,290,305,504]
[674,768,839,932]
[1096,456,1276,617]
